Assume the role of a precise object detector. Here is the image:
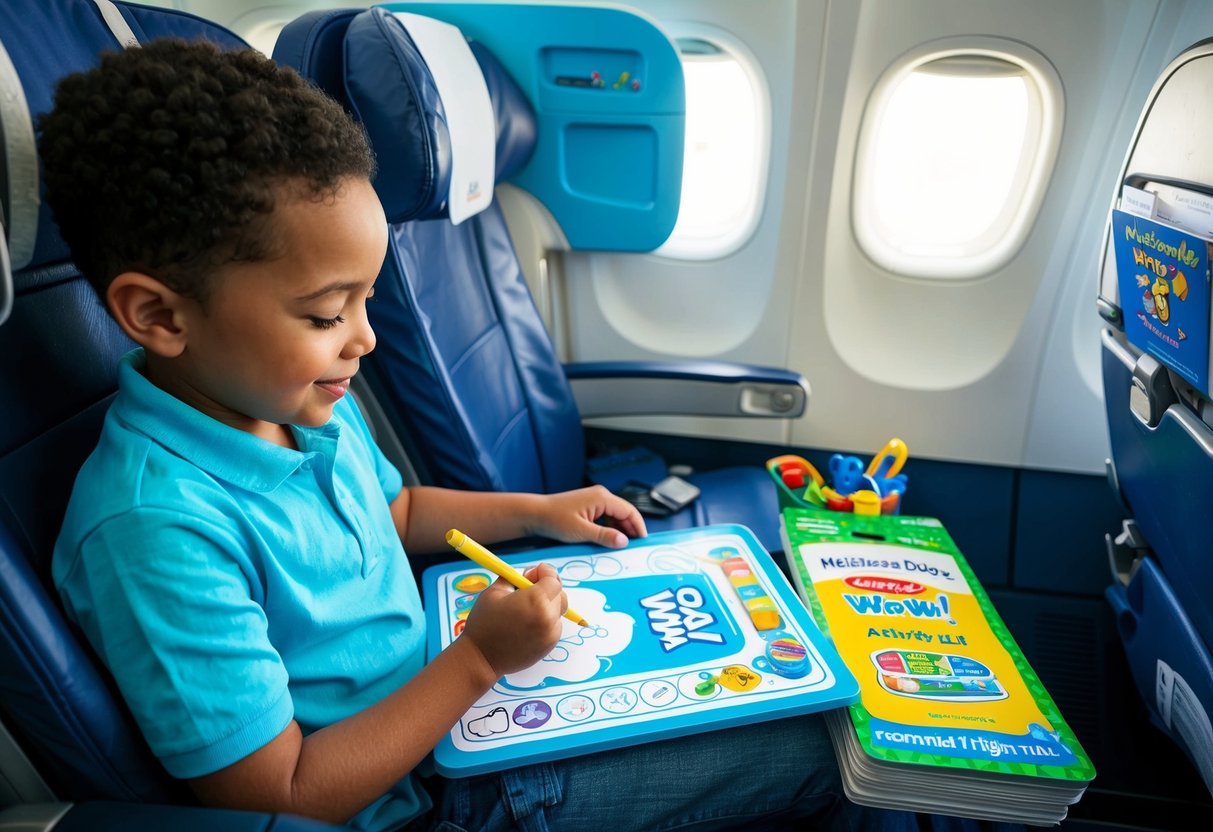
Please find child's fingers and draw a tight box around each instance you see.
[578,513,635,549]
[521,562,560,585]
[518,563,565,606]
[464,576,517,640]
[608,511,647,540]
[598,493,647,541]
[473,575,516,604]
[593,523,629,549]
[527,564,570,620]
[528,563,563,597]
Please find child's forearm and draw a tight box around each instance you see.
[189,634,496,825]
[281,635,496,821]
[391,486,545,553]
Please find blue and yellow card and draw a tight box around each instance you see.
[1112,208,1212,394]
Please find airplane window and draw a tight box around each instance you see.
[654,36,769,260]
[853,45,1062,279]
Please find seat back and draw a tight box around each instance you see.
[1098,39,1213,794]
[0,0,248,802]
[275,8,586,496]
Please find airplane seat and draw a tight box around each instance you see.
[0,1,343,828]
[274,6,800,553]
[1098,39,1213,796]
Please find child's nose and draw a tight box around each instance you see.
[344,312,377,358]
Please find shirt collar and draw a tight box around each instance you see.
[110,349,342,492]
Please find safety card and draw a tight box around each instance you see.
[1111,207,1213,395]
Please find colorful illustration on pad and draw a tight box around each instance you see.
[872,649,1007,702]
[443,548,790,689]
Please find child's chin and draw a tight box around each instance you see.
[296,407,337,427]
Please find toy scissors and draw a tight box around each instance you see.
[865,438,908,480]
[828,454,865,495]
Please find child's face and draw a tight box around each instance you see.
[166,177,388,443]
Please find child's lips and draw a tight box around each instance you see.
[314,376,351,398]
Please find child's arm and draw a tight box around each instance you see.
[188,563,566,824]
[390,484,647,553]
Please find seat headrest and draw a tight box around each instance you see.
[0,0,247,287]
[276,7,537,225]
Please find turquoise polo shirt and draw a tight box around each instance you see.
[53,350,429,830]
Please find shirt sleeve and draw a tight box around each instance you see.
[56,507,293,779]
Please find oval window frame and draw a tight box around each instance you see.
[654,26,771,261]
[851,37,1064,280]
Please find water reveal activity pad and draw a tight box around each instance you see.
[422,524,858,776]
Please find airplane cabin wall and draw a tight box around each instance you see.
[557,0,812,449]
[142,0,1211,477]
[807,0,1163,475]
[555,0,1201,476]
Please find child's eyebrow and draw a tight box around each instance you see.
[294,281,369,302]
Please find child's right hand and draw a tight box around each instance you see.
[461,563,566,677]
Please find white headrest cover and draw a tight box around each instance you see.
[393,13,495,225]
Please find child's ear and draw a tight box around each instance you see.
[106,272,192,358]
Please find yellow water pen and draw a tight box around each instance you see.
[445,529,590,627]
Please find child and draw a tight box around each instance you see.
[42,39,876,832]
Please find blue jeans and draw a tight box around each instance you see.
[404,714,890,831]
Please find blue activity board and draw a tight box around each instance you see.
[422,524,859,776]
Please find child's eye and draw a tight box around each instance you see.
[308,315,345,330]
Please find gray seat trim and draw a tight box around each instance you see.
[0,34,36,311]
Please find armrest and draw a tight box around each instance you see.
[564,360,809,419]
[0,801,345,831]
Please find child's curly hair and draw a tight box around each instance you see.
[37,38,377,302]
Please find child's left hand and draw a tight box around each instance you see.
[530,485,647,549]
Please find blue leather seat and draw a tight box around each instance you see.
[0,1,340,827]
[1098,40,1213,796]
[274,7,808,553]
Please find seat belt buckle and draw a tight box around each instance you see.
[649,475,701,512]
